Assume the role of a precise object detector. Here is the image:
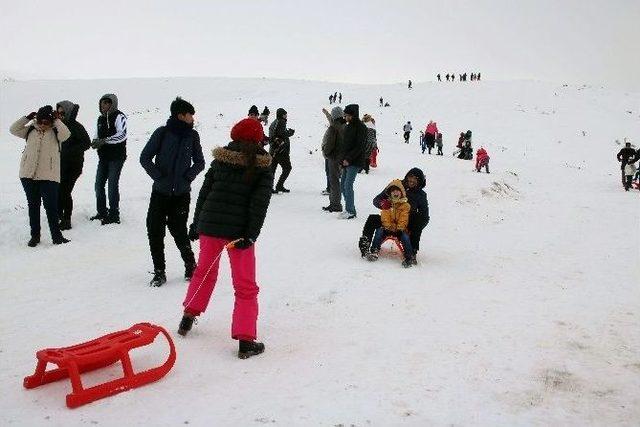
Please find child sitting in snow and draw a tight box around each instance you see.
[366,179,415,267]
[476,147,490,173]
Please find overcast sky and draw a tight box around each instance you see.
[1,0,639,88]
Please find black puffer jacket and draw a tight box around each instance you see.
[341,104,367,168]
[373,167,429,227]
[56,101,91,167]
[268,108,294,156]
[193,141,274,241]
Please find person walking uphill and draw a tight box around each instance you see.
[339,104,367,219]
[617,141,637,187]
[268,108,295,193]
[56,100,91,230]
[140,97,205,287]
[179,118,274,359]
[90,94,127,225]
[10,106,72,247]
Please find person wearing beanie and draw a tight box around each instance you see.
[338,103,366,219]
[140,97,205,286]
[90,93,128,225]
[56,101,91,230]
[179,117,274,360]
[268,107,295,193]
[10,105,72,247]
[259,106,270,126]
[321,106,346,212]
[248,105,259,119]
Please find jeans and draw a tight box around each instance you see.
[21,178,62,240]
[95,158,125,216]
[146,191,195,271]
[371,227,413,259]
[340,165,359,215]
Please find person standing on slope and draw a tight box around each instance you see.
[617,141,637,187]
[180,118,274,359]
[140,97,205,287]
[475,147,490,173]
[403,121,412,144]
[321,106,345,212]
[339,104,366,219]
[268,108,295,193]
[424,120,439,154]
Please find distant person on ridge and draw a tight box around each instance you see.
[437,74,441,82]
[259,106,270,125]
[408,80,412,89]
[379,97,384,107]
[338,93,343,104]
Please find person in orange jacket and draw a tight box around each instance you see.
[366,179,414,267]
[476,147,490,173]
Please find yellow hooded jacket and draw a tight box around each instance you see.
[380,179,410,232]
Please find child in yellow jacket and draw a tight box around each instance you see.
[366,179,415,267]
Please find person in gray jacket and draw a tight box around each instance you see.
[321,106,345,212]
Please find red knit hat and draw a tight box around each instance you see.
[230,118,264,143]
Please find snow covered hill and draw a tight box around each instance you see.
[0,77,638,426]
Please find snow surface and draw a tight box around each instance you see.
[0,77,639,426]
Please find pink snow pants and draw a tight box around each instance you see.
[182,235,259,341]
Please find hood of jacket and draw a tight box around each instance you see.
[99,93,119,116]
[344,104,359,118]
[403,167,426,189]
[385,179,408,202]
[211,142,272,169]
[330,106,344,120]
[56,100,79,123]
[276,108,287,119]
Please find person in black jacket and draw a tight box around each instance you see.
[179,118,274,359]
[617,141,638,187]
[358,167,430,263]
[90,94,127,225]
[140,97,205,286]
[55,101,91,230]
[339,104,366,219]
[268,108,295,193]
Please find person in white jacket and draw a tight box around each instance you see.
[10,105,71,247]
[403,121,412,143]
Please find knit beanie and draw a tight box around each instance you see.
[231,118,264,143]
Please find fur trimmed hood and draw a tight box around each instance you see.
[212,145,272,168]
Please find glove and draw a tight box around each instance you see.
[26,112,37,120]
[188,223,199,241]
[91,138,106,149]
[232,238,254,250]
[379,198,392,210]
[287,128,295,137]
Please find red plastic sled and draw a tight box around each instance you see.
[380,235,404,257]
[23,322,176,408]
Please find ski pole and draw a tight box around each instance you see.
[184,238,242,310]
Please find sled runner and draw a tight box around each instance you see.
[23,322,176,408]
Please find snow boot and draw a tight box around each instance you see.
[275,186,290,193]
[238,340,265,359]
[322,205,342,212]
[177,313,197,336]
[402,257,413,268]
[59,219,72,231]
[366,250,379,262]
[52,236,70,245]
[89,213,106,221]
[27,235,40,248]
[101,212,120,225]
[149,270,167,287]
[358,236,370,257]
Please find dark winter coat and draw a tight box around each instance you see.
[96,94,127,161]
[193,141,274,241]
[140,117,205,196]
[373,167,429,228]
[56,101,91,167]
[617,147,637,169]
[341,104,367,168]
[268,109,294,156]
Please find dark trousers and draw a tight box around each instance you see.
[271,153,292,189]
[21,178,62,240]
[362,213,426,253]
[404,131,410,143]
[624,175,633,190]
[95,158,125,217]
[146,191,195,271]
[437,146,443,155]
[58,161,83,223]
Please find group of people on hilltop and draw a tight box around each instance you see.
[437,72,482,82]
[328,92,343,104]
[10,94,128,247]
[617,140,640,191]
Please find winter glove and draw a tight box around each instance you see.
[287,128,295,137]
[26,112,37,120]
[91,138,106,149]
[379,198,392,210]
[232,238,254,250]
[188,223,199,241]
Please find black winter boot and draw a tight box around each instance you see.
[238,340,265,359]
[149,270,167,287]
[358,236,370,257]
[184,263,197,281]
[178,313,197,336]
[52,236,70,245]
[101,212,120,225]
[27,235,40,247]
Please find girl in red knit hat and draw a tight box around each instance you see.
[180,118,274,359]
